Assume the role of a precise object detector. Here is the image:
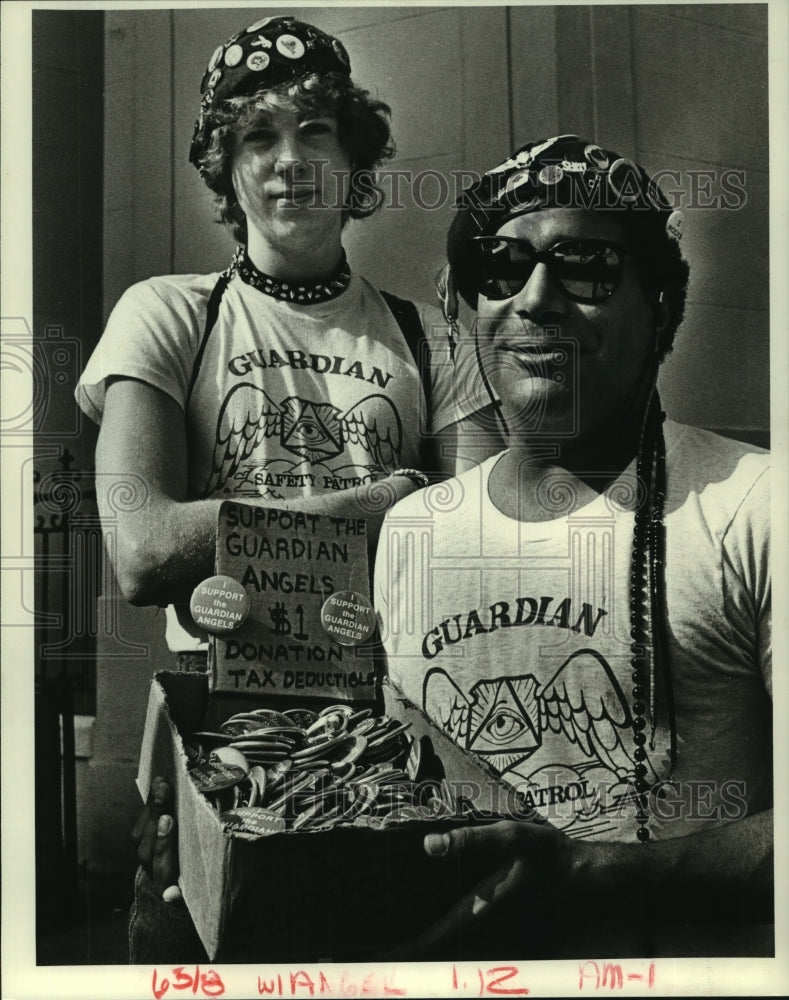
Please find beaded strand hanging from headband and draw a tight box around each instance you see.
[436,264,459,363]
[442,135,684,841]
[460,310,678,843]
[628,389,677,841]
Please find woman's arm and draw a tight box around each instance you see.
[96,378,422,606]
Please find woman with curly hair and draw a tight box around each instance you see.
[76,15,491,962]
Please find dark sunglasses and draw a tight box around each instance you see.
[471,237,628,304]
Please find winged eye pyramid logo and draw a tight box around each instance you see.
[423,649,639,781]
[203,384,403,494]
[281,399,343,462]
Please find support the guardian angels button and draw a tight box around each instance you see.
[190,575,250,634]
[320,591,376,646]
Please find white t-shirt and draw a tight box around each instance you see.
[77,270,486,648]
[375,421,771,842]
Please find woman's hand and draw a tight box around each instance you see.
[131,776,182,903]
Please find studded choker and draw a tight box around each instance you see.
[230,245,351,304]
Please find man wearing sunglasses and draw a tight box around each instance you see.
[375,135,772,958]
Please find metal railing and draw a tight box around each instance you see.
[34,449,99,930]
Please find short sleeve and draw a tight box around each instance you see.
[75,275,213,425]
[723,468,772,694]
[722,464,771,696]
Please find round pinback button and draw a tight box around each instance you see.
[220,808,287,837]
[306,712,347,739]
[247,765,267,802]
[584,144,609,170]
[666,209,684,241]
[405,736,421,780]
[224,44,244,67]
[208,45,224,72]
[320,591,376,646]
[209,746,250,772]
[334,735,368,768]
[246,17,275,33]
[538,163,564,185]
[292,802,325,830]
[505,169,531,195]
[189,761,246,793]
[607,158,640,202]
[282,708,317,728]
[190,575,249,634]
[276,34,305,59]
[247,51,270,72]
[332,39,350,65]
[351,717,377,738]
[318,703,354,718]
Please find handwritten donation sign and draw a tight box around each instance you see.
[209,503,376,700]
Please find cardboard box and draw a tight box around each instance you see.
[137,672,523,962]
[381,680,536,820]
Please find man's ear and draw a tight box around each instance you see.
[437,264,459,325]
[649,289,671,333]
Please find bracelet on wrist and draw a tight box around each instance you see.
[391,467,430,489]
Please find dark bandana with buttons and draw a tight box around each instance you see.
[446,134,685,307]
[189,16,352,165]
[455,134,681,236]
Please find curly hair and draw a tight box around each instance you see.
[447,205,690,361]
[195,73,394,242]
